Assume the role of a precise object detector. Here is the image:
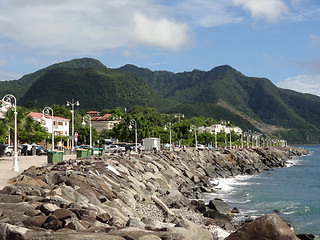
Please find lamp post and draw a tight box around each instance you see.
[215,131,217,149]
[175,113,184,123]
[164,122,172,151]
[66,99,79,152]
[2,94,19,171]
[128,119,137,153]
[241,132,244,148]
[82,114,92,148]
[189,125,198,150]
[42,107,54,151]
[8,128,10,145]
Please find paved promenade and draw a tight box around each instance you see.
[0,153,76,190]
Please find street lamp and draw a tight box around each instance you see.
[175,113,184,123]
[2,94,19,171]
[164,122,172,151]
[215,131,218,149]
[82,114,92,148]
[189,125,198,150]
[66,99,79,152]
[42,107,54,151]
[128,119,137,153]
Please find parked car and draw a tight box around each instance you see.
[3,145,22,156]
[77,145,96,150]
[33,145,48,155]
[105,144,121,153]
[129,143,145,152]
[21,144,48,156]
[115,143,132,152]
[194,144,205,150]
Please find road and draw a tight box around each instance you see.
[0,153,76,190]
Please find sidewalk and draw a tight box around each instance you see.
[0,153,76,190]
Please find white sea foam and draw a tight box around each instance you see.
[211,175,256,193]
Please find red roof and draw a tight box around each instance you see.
[92,114,113,121]
[28,112,69,121]
[87,111,100,114]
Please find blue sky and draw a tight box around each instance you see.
[0,0,320,95]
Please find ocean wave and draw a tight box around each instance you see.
[211,175,257,193]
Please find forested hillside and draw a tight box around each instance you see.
[1,58,320,143]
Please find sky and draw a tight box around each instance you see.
[0,0,320,95]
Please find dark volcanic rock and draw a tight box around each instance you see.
[0,147,307,239]
[225,214,299,240]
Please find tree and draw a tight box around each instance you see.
[0,107,49,144]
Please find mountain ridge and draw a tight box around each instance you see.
[1,57,320,144]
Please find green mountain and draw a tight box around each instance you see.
[0,58,107,100]
[19,66,170,110]
[1,57,320,144]
[120,64,320,143]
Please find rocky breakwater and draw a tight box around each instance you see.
[0,146,308,240]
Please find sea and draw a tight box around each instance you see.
[205,145,320,236]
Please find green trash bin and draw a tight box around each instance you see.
[99,148,105,156]
[76,149,89,158]
[91,148,105,156]
[47,151,63,164]
[91,148,100,156]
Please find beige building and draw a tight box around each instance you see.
[88,112,121,133]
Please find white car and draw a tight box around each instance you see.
[4,145,21,156]
[196,144,206,150]
[105,145,121,153]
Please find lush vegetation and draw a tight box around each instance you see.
[0,105,263,149]
[1,58,320,144]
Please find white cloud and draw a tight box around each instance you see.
[232,0,288,22]
[0,0,190,55]
[132,12,189,50]
[277,74,320,96]
[174,0,242,27]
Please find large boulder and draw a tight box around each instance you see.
[225,214,299,240]
[174,217,213,240]
[208,199,231,214]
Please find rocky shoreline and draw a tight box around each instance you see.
[0,146,312,239]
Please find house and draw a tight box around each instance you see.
[89,112,121,133]
[28,112,70,137]
[197,124,243,135]
[0,101,12,119]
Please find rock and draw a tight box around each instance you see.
[0,148,307,239]
[231,207,240,214]
[0,223,31,240]
[0,194,23,203]
[41,215,62,230]
[23,215,48,228]
[296,234,316,240]
[164,227,198,240]
[96,213,113,224]
[174,217,213,240]
[203,210,232,221]
[125,217,146,228]
[225,214,299,240]
[211,226,230,240]
[53,208,77,220]
[208,199,231,214]
[39,203,61,215]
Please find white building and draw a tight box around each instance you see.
[28,112,70,136]
[89,113,121,133]
[0,101,12,119]
[197,124,243,135]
